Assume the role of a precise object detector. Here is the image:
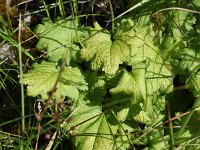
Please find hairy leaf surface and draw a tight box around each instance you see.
[64,104,117,150]
[187,70,200,97]
[35,18,88,63]
[81,19,160,74]
[179,49,200,73]
[110,60,173,123]
[23,61,88,101]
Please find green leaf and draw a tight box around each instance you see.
[110,60,173,123]
[192,0,200,7]
[159,9,196,42]
[110,69,146,105]
[80,22,122,75]
[143,134,169,150]
[160,35,185,61]
[111,60,173,101]
[34,18,88,63]
[173,111,200,149]
[117,107,129,122]
[179,48,200,73]
[61,91,137,150]
[85,70,107,105]
[157,10,197,69]
[133,110,150,124]
[116,21,161,64]
[64,104,118,150]
[81,19,159,74]
[143,60,173,95]
[23,61,88,101]
[172,12,196,40]
[187,70,200,97]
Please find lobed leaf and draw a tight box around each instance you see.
[81,19,160,75]
[110,59,173,123]
[23,61,88,101]
[64,104,117,150]
[35,18,88,63]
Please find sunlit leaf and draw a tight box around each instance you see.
[81,19,160,74]
[35,18,88,63]
[23,61,88,101]
[64,104,117,150]
[187,70,200,97]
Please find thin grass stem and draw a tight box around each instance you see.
[18,13,25,150]
[107,0,114,34]
[110,109,135,150]
[0,28,34,60]
[58,0,66,19]
[114,0,150,20]
[41,0,51,19]
[166,101,174,149]
[69,0,84,48]
[72,0,79,23]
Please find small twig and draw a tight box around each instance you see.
[17,0,34,7]
[35,124,42,150]
[34,100,42,150]
[136,111,190,140]
[152,7,200,17]
[34,60,66,149]
[173,85,188,91]
[41,60,66,118]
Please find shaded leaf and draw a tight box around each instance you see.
[110,60,173,123]
[85,70,107,105]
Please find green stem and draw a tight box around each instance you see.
[176,109,195,140]
[110,109,135,150]
[166,101,174,149]
[58,0,66,19]
[0,29,34,60]
[69,0,84,48]
[176,96,200,141]
[19,13,25,150]
[41,0,51,19]
[72,0,79,24]
[114,0,150,20]
[108,0,115,34]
